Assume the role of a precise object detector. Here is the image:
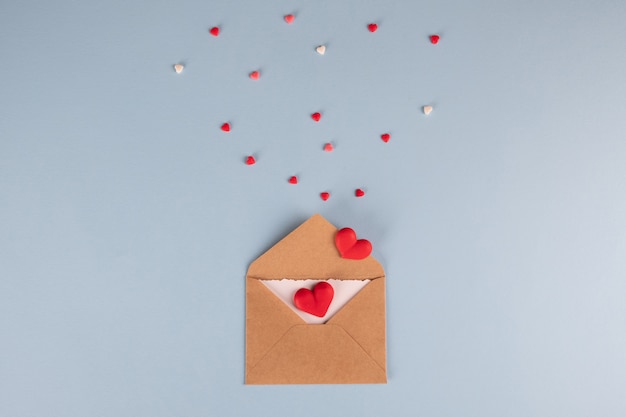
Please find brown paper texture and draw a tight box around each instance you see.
[245,214,387,384]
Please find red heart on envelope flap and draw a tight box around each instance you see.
[293,282,334,317]
[335,228,372,260]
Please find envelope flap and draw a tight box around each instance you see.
[245,324,387,384]
[247,214,384,280]
[246,278,303,369]
[327,277,386,370]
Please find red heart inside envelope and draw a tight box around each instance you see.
[335,228,372,260]
[293,282,334,317]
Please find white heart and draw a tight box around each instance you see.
[422,105,433,115]
[174,63,184,74]
[316,45,326,55]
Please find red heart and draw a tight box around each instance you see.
[368,23,378,32]
[288,175,298,184]
[284,14,295,24]
[311,112,321,122]
[221,122,230,132]
[245,156,256,165]
[355,188,365,197]
[209,26,220,37]
[293,282,334,317]
[335,228,372,260]
[430,34,440,44]
[381,133,390,143]
[323,143,333,152]
[320,192,330,201]
[249,70,260,80]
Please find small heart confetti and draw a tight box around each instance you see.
[288,176,298,184]
[221,122,231,132]
[173,64,184,74]
[284,14,295,24]
[368,23,378,32]
[316,45,326,55]
[311,112,322,122]
[381,133,390,143]
[430,34,440,44]
[423,105,433,115]
[320,192,330,201]
[249,70,260,80]
[245,156,256,165]
[355,188,365,197]
[209,26,220,37]
[323,143,334,152]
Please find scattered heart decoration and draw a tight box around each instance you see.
[187,17,442,203]
[293,282,334,317]
[335,228,372,260]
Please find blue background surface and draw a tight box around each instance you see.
[1,0,626,416]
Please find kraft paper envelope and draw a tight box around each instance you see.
[245,214,386,384]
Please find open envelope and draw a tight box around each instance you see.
[245,214,386,384]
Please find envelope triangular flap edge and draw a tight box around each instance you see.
[247,214,385,280]
[245,325,386,384]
